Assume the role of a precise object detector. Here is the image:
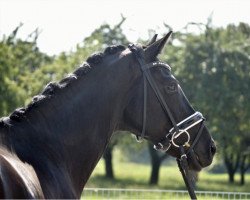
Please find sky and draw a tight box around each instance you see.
[0,0,249,55]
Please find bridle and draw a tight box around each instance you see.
[128,44,205,200]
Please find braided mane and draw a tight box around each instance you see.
[4,45,126,123]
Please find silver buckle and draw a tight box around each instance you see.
[171,130,191,148]
[153,142,171,152]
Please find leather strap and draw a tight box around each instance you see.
[128,43,205,200]
[128,44,179,137]
[187,123,205,155]
[177,146,197,199]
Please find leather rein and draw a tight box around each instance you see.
[128,44,205,200]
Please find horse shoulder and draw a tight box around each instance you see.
[0,149,44,199]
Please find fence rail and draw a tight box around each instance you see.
[81,188,250,199]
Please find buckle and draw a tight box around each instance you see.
[154,141,171,152]
[171,130,191,148]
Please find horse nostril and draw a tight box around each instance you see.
[210,142,217,156]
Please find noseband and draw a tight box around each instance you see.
[128,44,205,200]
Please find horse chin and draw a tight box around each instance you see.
[187,150,203,171]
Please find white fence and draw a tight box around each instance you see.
[81,188,250,199]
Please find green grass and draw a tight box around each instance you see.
[85,159,250,193]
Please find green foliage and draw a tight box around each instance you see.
[182,23,250,154]
[0,24,52,116]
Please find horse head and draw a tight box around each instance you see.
[121,32,216,171]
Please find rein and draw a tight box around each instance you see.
[128,44,205,200]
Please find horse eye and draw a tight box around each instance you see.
[165,83,178,93]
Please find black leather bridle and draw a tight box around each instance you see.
[128,44,205,200]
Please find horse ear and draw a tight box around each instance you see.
[144,31,172,60]
[146,34,158,46]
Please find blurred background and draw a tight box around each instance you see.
[0,0,250,198]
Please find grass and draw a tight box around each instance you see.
[85,159,250,193]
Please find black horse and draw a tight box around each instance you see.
[0,33,216,198]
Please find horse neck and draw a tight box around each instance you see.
[10,60,137,198]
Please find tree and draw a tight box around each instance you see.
[148,143,168,184]
[239,137,250,185]
[103,137,118,179]
[172,22,250,183]
[0,24,52,116]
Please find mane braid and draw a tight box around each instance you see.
[7,44,126,122]
[0,118,6,127]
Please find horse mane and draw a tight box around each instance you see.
[5,45,126,123]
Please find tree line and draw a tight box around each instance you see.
[0,18,249,186]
